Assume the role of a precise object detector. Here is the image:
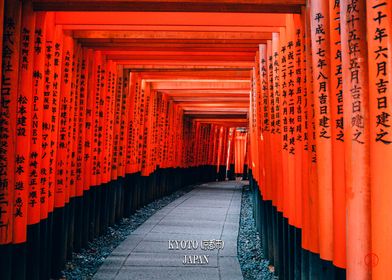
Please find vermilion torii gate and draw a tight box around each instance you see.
[0,1,391,280]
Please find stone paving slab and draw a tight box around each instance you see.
[93,181,245,280]
[123,253,219,267]
[115,267,220,280]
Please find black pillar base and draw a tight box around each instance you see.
[0,243,12,280]
[248,169,346,280]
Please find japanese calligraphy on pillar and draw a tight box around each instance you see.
[126,74,140,173]
[329,0,347,269]
[111,65,123,179]
[268,43,275,135]
[272,33,281,135]
[56,35,73,207]
[14,2,34,243]
[75,49,88,196]
[287,37,296,155]
[281,36,289,151]
[367,1,392,278]
[345,0,365,144]
[51,26,63,208]
[302,26,309,153]
[107,62,116,180]
[100,63,110,181]
[312,11,331,140]
[341,0,371,277]
[91,52,102,182]
[40,13,55,219]
[330,1,344,142]
[83,49,93,191]
[260,48,269,133]
[118,69,129,177]
[310,0,334,261]
[1,0,21,244]
[295,24,303,144]
[369,1,391,144]
[69,46,81,198]
[272,32,283,210]
[139,81,148,171]
[29,13,46,224]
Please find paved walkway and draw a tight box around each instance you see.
[94,181,244,280]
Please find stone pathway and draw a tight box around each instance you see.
[93,181,244,280]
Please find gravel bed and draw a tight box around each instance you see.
[61,185,195,280]
[238,184,277,280]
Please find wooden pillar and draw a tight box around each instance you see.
[328,0,346,270]
[341,0,371,279]
[367,0,392,279]
[309,0,334,263]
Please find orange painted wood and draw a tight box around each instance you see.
[117,68,129,177]
[264,40,274,202]
[293,14,303,229]
[13,0,34,244]
[285,14,296,226]
[234,131,247,174]
[100,59,110,183]
[125,73,140,173]
[367,0,392,278]
[0,0,21,244]
[73,30,273,41]
[126,73,139,173]
[0,0,4,97]
[141,82,153,176]
[54,11,287,27]
[249,69,258,183]
[310,0,333,261]
[63,24,280,33]
[341,0,371,278]
[55,33,73,208]
[279,26,290,218]
[67,43,81,200]
[328,0,346,269]
[44,13,57,214]
[272,32,284,212]
[108,62,117,180]
[120,60,254,67]
[81,42,261,52]
[39,12,56,219]
[28,11,46,224]
[50,25,64,207]
[111,64,124,180]
[90,50,103,186]
[138,80,149,173]
[63,36,76,204]
[33,1,303,13]
[83,49,94,191]
[304,3,319,254]
[69,44,82,197]
[300,6,310,251]
[75,48,89,196]
[254,51,263,190]
[106,61,116,180]
[266,39,276,206]
[4,3,392,277]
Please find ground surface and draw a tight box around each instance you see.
[62,185,196,279]
[93,181,244,280]
[237,184,277,280]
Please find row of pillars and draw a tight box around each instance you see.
[248,1,392,279]
[0,166,220,280]
[0,1,249,280]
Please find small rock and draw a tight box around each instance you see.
[237,185,278,280]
